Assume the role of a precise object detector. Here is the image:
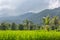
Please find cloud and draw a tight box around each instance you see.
[0,0,26,10]
[16,0,49,14]
[48,0,60,9]
[0,0,60,17]
[0,0,26,16]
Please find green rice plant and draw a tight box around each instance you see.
[0,30,59,40]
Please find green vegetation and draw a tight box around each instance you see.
[0,30,59,40]
[0,15,60,31]
[0,15,60,40]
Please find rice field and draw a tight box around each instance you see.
[0,30,60,40]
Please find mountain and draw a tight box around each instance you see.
[28,7,60,24]
[0,12,35,24]
[0,7,60,24]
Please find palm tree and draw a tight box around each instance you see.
[23,19,33,30]
[50,16,59,30]
[23,19,29,30]
[42,15,50,31]
[43,15,50,25]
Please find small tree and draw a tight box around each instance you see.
[0,23,6,30]
[5,23,11,30]
[23,19,29,30]
[18,24,24,30]
[11,22,17,30]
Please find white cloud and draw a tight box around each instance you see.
[0,0,26,16]
[49,0,60,9]
[0,0,25,10]
[0,0,60,17]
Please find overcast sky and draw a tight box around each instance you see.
[0,0,59,17]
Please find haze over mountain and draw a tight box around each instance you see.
[0,0,60,24]
[0,0,60,17]
[0,7,60,24]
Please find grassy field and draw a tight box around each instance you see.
[0,30,60,40]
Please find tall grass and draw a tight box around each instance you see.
[0,30,60,40]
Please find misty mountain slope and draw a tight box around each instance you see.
[0,7,60,24]
[27,7,60,24]
[0,12,35,23]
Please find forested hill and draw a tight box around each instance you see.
[0,7,60,24]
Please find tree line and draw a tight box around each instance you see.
[0,15,60,30]
[0,20,40,30]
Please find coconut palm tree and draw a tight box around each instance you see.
[50,16,59,30]
[23,19,33,30]
[42,15,50,31]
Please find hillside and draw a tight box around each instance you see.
[0,7,60,24]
